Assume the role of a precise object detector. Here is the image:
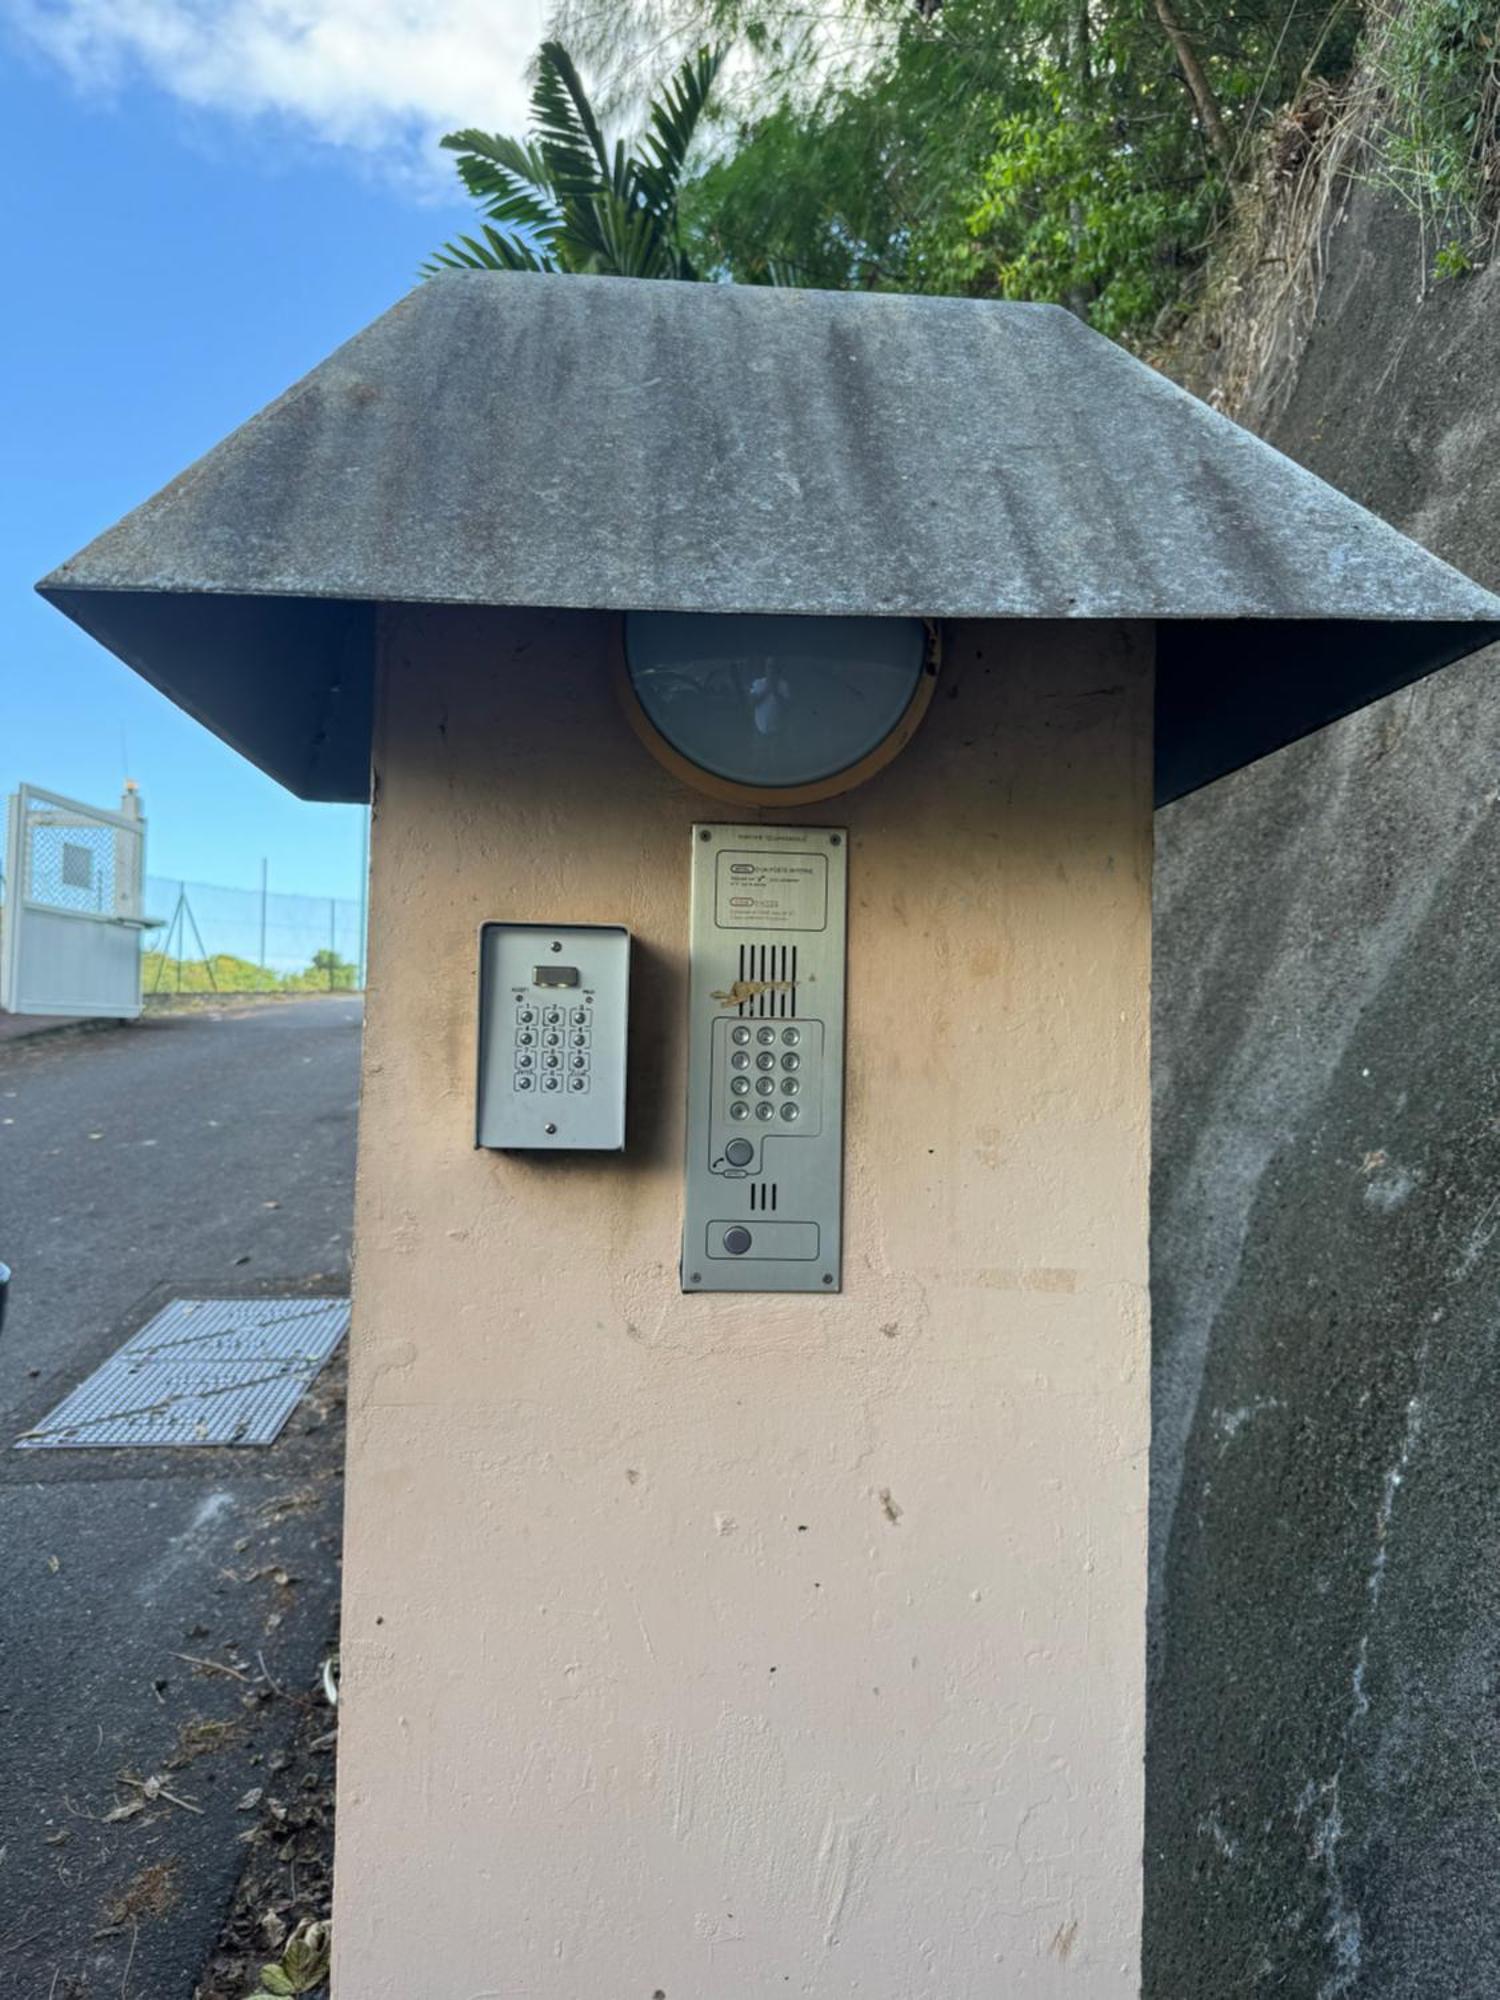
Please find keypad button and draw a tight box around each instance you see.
[570,1030,589,1048]
[541,1075,562,1093]
[781,1052,800,1072]
[729,1101,749,1121]
[570,1053,588,1071]
[542,1006,562,1026]
[542,1052,561,1071]
[731,1051,750,1072]
[515,1052,534,1070]
[572,1006,589,1025]
[781,1077,799,1096]
[757,1026,776,1046]
[514,1074,534,1092]
[517,1007,536,1025]
[731,1026,752,1046]
[756,1052,775,1072]
[568,1075,588,1093]
[731,1076,750,1097]
[755,1102,775,1122]
[780,1102,800,1123]
[782,1027,800,1046]
[756,1077,775,1097]
[516,1030,534,1046]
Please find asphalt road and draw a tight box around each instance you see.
[0,997,360,1997]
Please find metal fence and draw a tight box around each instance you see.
[142,874,365,994]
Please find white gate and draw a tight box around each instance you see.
[0,784,152,1019]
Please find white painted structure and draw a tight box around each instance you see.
[0,783,151,1018]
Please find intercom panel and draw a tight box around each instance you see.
[476,923,629,1151]
[683,825,847,1293]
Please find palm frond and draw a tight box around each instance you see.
[440,129,562,245]
[633,46,727,222]
[422,225,558,278]
[531,38,613,199]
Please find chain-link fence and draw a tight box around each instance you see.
[142,875,365,994]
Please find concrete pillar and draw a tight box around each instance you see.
[333,603,1153,1997]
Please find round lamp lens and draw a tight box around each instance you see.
[623,612,928,792]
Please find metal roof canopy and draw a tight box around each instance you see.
[38,273,1500,807]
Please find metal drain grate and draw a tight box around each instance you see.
[15,1296,350,1450]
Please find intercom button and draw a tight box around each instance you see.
[723,1226,753,1256]
[724,1139,755,1167]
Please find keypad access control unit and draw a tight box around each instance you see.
[683,824,848,1293]
[476,923,630,1150]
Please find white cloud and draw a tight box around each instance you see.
[6,0,548,171]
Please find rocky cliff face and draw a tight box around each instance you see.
[1147,185,1500,1996]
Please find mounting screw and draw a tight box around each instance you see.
[829,834,842,847]
[544,1122,557,1135]
[698,828,712,842]
[689,1272,702,1284]
[821,1273,834,1285]
[550,940,563,952]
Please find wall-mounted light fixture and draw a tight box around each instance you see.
[618,612,938,805]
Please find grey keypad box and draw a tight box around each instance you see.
[683,825,847,1293]
[477,923,630,1151]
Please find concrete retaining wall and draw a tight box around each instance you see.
[1147,184,1500,1995]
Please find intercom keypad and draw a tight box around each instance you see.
[477,925,629,1151]
[518,996,592,1094]
[682,826,847,1293]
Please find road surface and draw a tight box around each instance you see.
[0,997,360,1997]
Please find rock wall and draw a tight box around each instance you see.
[1146,184,1500,1996]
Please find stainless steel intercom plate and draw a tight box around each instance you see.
[683,825,847,1293]
[477,923,629,1151]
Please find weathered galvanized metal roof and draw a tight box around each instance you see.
[38,272,1500,803]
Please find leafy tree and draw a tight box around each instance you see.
[427,38,725,278]
[561,0,1363,340]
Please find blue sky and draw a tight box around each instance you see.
[1,2,540,897]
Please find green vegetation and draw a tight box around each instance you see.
[441,4,1496,339]
[1366,0,1499,278]
[427,37,724,276]
[144,950,358,994]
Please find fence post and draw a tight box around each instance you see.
[259,858,268,985]
[329,897,336,990]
